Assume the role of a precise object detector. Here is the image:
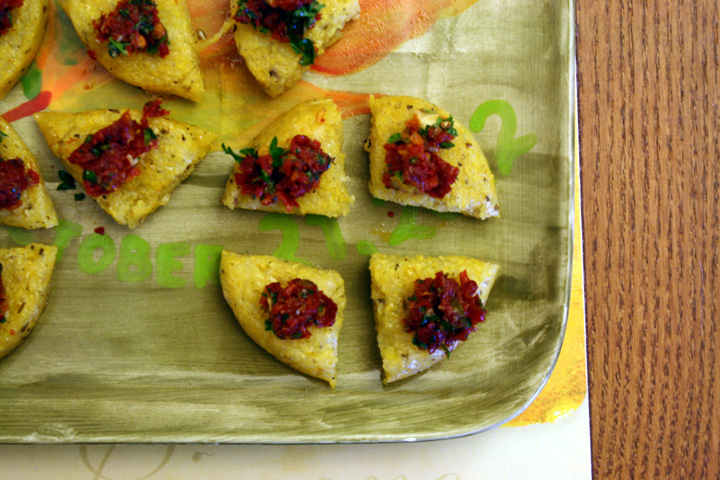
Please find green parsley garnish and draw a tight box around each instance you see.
[57,170,76,191]
[0,131,7,142]
[386,132,403,144]
[143,127,157,144]
[74,193,86,201]
[83,170,98,184]
[108,37,128,58]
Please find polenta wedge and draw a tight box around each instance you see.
[0,243,57,360]
[366,95,500,220]
[369,253,499,384]
[34,102,216,228]
[231,0,360,97]
[59,0,205,102]
[0,0,48,100]
[0,117,58,229]
[220,252,345,387]
[222,98,353,217]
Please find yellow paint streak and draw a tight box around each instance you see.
[505,160,588,427]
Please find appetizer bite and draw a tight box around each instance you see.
[369,253,499,383]
[222,98,354,217]
[231,0,360,97]
[59,0,205,102]
[0,0,48,100]
[0,243,57,360]
[220,252,346,387]
[366,95,500,219]
[0,117,58,229]
[34,100,216,228]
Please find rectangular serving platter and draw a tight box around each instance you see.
[0,0,576,443]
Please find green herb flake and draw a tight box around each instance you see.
[57,170,76,191]
[265,319,273,331]
[74,193,86,201]
[0,131,7,142]
[108,37,129,58]
[83,170,98,184]
[387,132,403,144]
[440,141,455,149]
[143,127,157,144]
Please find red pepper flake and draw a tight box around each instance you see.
[0,158,40,210]
[93,0,170,59]
[224,134,333,212]
[260,278,337,339]
[383,113,460,199]
[234,0,322,66]
[94,226,106,235]
[67,100,168,197]
[387,211,395,218]
[0,263,7,324]
[0,0,22,36]
[404,270,486,357]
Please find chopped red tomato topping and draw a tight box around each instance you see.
[93,0,169,58]
[224,134,333,212]
[234,0,321,65]
[67,100,168,197]
[0,158,39,210]
[383,113,460,199]
[404,270,486,356]
[260,278,337,339]
[0,0,22,36]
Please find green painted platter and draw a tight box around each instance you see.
[0,0,575,443]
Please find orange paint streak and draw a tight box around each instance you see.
[313,0,480,76]
[2,91,53,122]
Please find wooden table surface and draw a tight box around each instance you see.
[577,1,719,478]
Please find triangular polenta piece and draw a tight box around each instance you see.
[230,0,360,97]
[0,117,58,229]
[35,104,216,228]
[366,95,500,219]
[222,98,354,216]
[59,0,205,102]
[0,0,47,100]
[220,252,345,387]
[369,253,499,384]
[0,243,57,360]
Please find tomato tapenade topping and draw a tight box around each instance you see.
[0,158,39,211]
[404,270,486,357]
[223,134,333,212]
[260,278,337,339]
[234,0,323,66]
[93,0,170,59]
[0,0,22,36]
[0,264,7,324]
[68,99,168,197]
[383,113,460,199]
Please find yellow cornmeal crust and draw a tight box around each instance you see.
[0,118,58,229]
[369,253,500,384]
[222,98,354,217]
[230,0,360,97]
[0,244,57,360]
[366,95,500,220]
[0,0,48,100]
[59,0,204,102]
[34,108,216,228]
[220,252,345,388]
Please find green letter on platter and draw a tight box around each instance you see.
[194,244,223,289]
[156,242,191,288]
[117,234,152,283]
[53,219,83,261]
[77,233,117,274]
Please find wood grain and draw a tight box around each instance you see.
[577,0,720,478]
